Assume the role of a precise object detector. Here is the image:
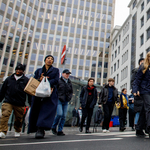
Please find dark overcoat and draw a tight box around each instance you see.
[28,66,59,133]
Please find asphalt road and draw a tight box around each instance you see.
[0,127,149,150]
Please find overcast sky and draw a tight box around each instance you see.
[114,0,131,27]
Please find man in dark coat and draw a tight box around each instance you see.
[28,55,59,139]
[99,78,119,133]
[0,64,31,138]
[52,69,73,136]
[79,78,97,133]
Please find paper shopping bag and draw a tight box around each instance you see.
[24,77,40,96]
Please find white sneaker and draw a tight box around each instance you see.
[0,132,6,138]
[102,129,107,133]
[106,130,110,133]
[15,132,20,137]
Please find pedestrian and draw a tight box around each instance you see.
[131,58,145,136]
[76,106,82,126]
[0,64,31,138]
[71,107,77,127]
[79,78,97,133]
[28,55,59,139]
[133,52,150,138]
[119,88,129,132]
[128,91,135,131]
[52,69,73,136]
[99,78,119,133]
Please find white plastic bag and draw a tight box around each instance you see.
[35,77,51,98]
[25,108,30,125]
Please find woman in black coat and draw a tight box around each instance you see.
[28,55,59,138]
[133,52,150,138]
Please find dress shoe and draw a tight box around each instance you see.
[79,127,83,132]
[85,130,91,133]
[35,128,45,139]
[52,128,57,135]
[57,131,65,136]
[136,130,146,137]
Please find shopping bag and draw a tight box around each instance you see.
[35,77,51,98]
[24,77,40,96]
[25,108,30,125]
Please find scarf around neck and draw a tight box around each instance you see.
[87,85,94,95]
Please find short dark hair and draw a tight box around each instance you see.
[122,88,127,92]
[88,78,95,83]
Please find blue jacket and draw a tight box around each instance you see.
[28,65,59,133]
[133,65,150,95]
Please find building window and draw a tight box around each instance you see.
[117,60,120,69]
[146,47,150,53]
[147,27,150,40]
[147,8,150,20]
[114,63,116,72]
[115,39,117,46]
[119,35,121,41]
[141,16,144,27]
[115,50,117,58]
[133,0,137,9]
[112,54,114,61]
[141,2,144,12]
[117,74,119,84]
[140,34,144,46]
[118,46,120,54]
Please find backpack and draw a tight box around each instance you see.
[94,107,103,124]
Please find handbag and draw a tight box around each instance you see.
[35,77,51,98]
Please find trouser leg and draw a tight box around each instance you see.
[13,105,25,133]
[86,108,93,130]
[0,103,13,134]
[80,108,88,128]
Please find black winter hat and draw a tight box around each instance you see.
[44,55,54,62]
[15,64,25,71]
[138,58,144,65]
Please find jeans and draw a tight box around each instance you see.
[52,100,68,132]
[134,112,140,125]
[102,103,114,130]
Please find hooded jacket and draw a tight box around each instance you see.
[99,84,119,104]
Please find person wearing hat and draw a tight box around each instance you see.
[0,64,31,138]
[52,69,73,136]
[28,55,59,138]
[99,78,119,133]
[131,58,146,137]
